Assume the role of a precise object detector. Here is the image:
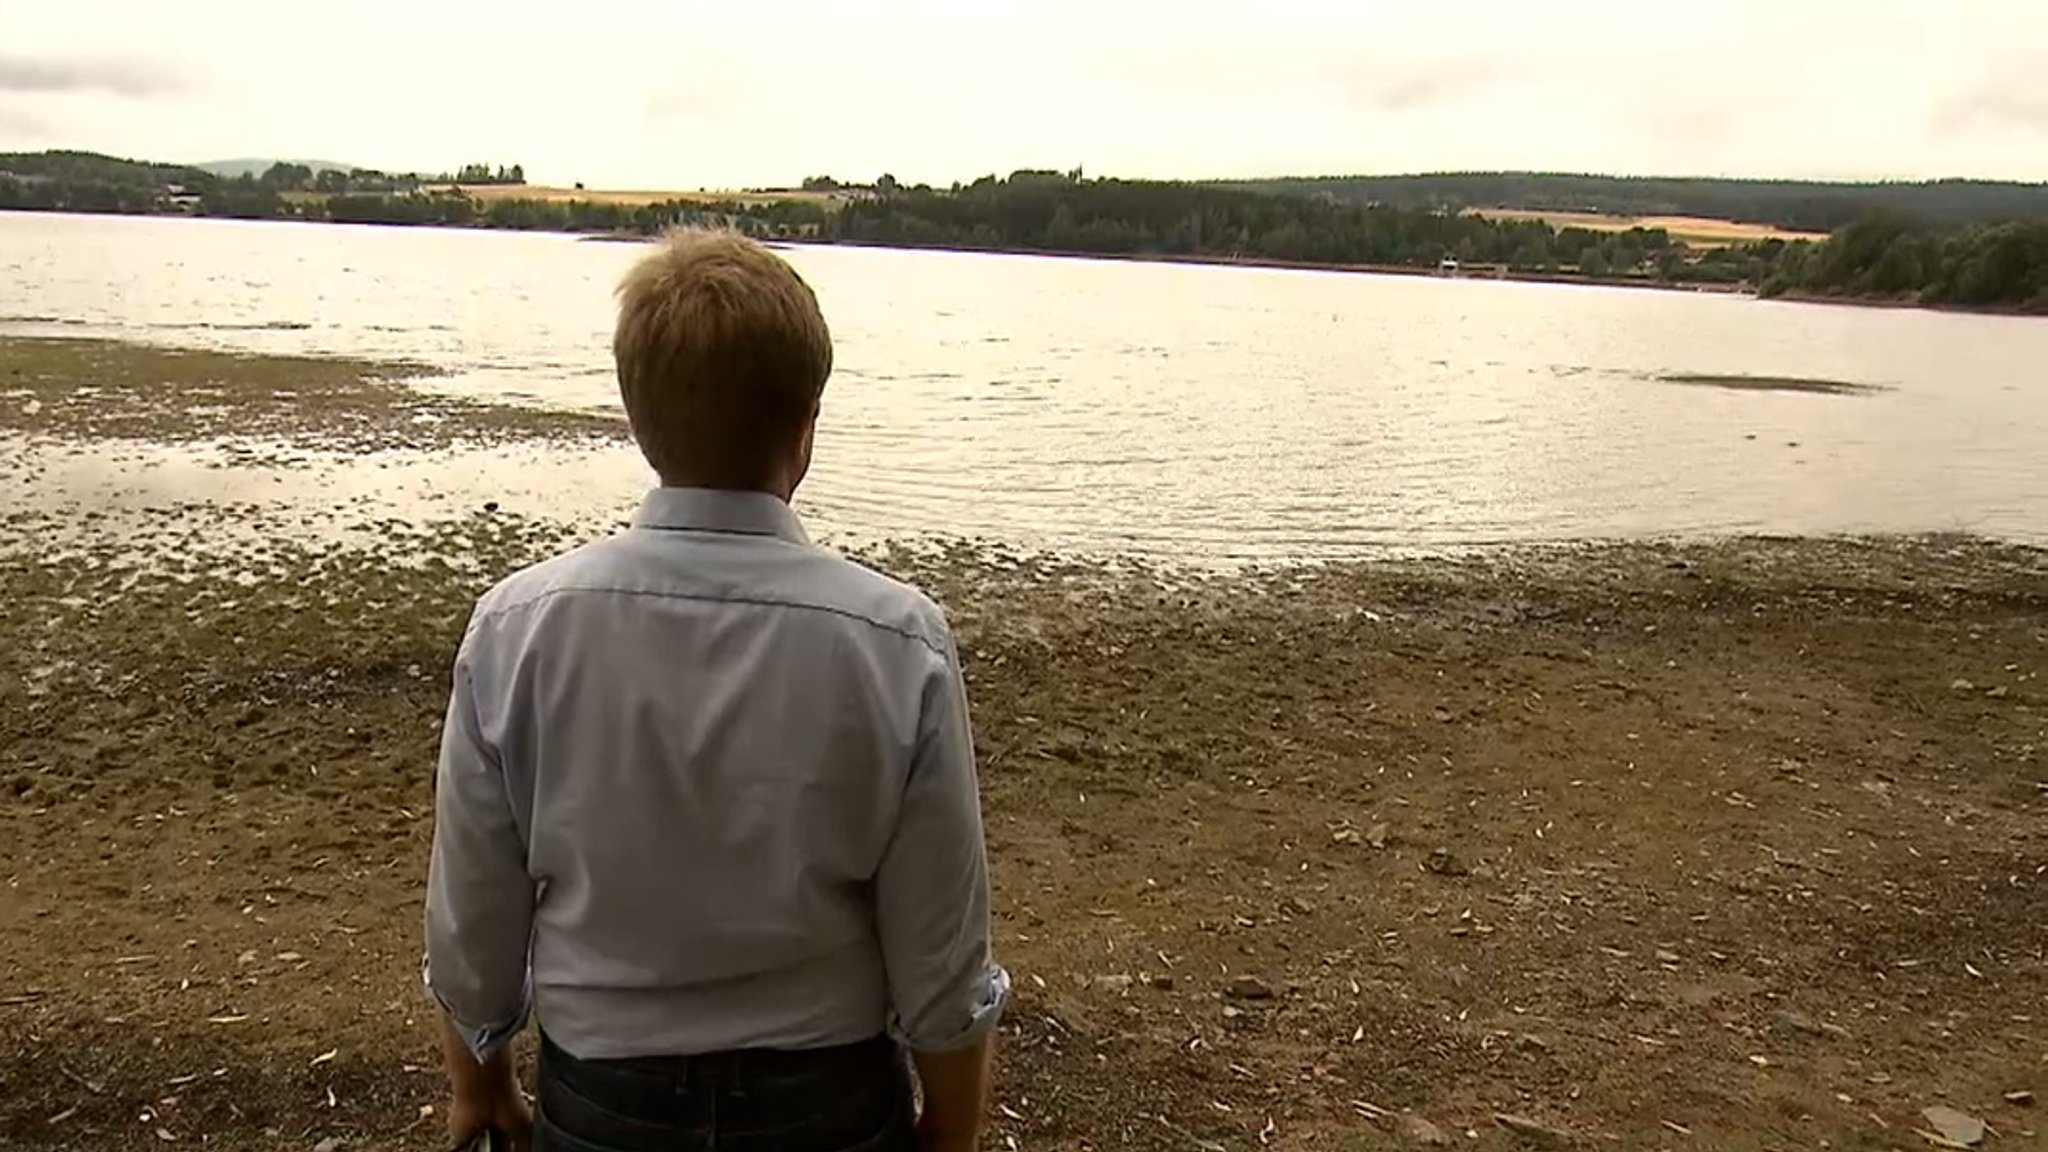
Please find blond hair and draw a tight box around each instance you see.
[613,230,833,486]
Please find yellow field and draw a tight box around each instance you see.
[439,184,840,208]
[1471,207,1828,247]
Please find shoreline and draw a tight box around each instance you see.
[2,337,2045,1148]
[586,229,1754,298]
[12,204,2039,317]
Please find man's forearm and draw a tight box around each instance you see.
[437,1009,519,1103]
[913,1032,994,1151]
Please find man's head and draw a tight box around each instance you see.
[613,230,833,496]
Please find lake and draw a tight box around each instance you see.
[4,210,2046,559]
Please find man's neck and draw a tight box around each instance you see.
[657,478,795,503]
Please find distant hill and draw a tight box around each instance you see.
[194,158,355,179]
[1217,173,2048,233]
[0,149,208,186]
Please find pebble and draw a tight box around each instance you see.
[1493,1112,1573,1145]
[1922,1105,1985,1147]
[1425,848,1470,877]
[1224,974,1276,1001]
[1401,1114,1453,1146]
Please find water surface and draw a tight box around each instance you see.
[5,210,2045,558]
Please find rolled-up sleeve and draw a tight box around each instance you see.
[423,639,535,1062]
[875,631,1011,1052]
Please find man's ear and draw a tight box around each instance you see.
[789,405,819,495]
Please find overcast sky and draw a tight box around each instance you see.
[2,0,2043,188]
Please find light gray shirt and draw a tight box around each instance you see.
[424,487,1009,1060]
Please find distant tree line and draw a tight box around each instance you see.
[815,170,1677,272]
[450,163,526,186]
[1224,173,2048,234]
[0,150,527,207]
[3,153,2042,312]
[1760,215,2048,311]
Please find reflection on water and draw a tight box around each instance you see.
[5,210,2048,559]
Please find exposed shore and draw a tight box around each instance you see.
[583,231,1755,297]
[1,339,2044,1150]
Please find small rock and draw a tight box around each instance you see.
[1654,949,1682,965]
[1280,896,1314,917]
[1950,678,1975,692]
[482,501,500,513]
[1516,1033,1551,1053]
[1773,1009,1820,1035]
[1432,707,1452,723]
[1921,1105,1985,1147]
[1986,685,2009,699]
[1094,974,1134,993]
[1400,1114,1453,1146]
[1332,828,1361,845]
[1144,973,1175,992]
[1425,848,1470,877]
[1224,975,1276,1001]
[313,1139,345,1152]
[1773,1010,1849,1040]
[1365,823,1390,850]
[1494,1112,1573,1146]
[2004,1089,2034,1106]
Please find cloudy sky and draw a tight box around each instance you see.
[2,0,2043,188]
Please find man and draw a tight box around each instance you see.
[424,230,1009,1152]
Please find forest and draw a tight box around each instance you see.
[1760,214,2048,310]
[3,153,2043,312]
[1225,173,2048,233]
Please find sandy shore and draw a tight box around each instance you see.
[1,337,2043,1150]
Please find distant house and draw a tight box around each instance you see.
[1438,256,1460,275]
[162,184,203,212]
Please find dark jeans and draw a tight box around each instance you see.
[536,1032,914,1152]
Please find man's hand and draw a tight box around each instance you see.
[912,1033,994,1152]
[446,1080,532,1151]
[437,1011,533,1150]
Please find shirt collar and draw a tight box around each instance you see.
[632,487,811,545]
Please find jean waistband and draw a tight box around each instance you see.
[540,1030,896,1083]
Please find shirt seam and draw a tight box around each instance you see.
[631,524,805,543]
[471,585,949,658]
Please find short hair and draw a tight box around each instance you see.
[613,230,833,486]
